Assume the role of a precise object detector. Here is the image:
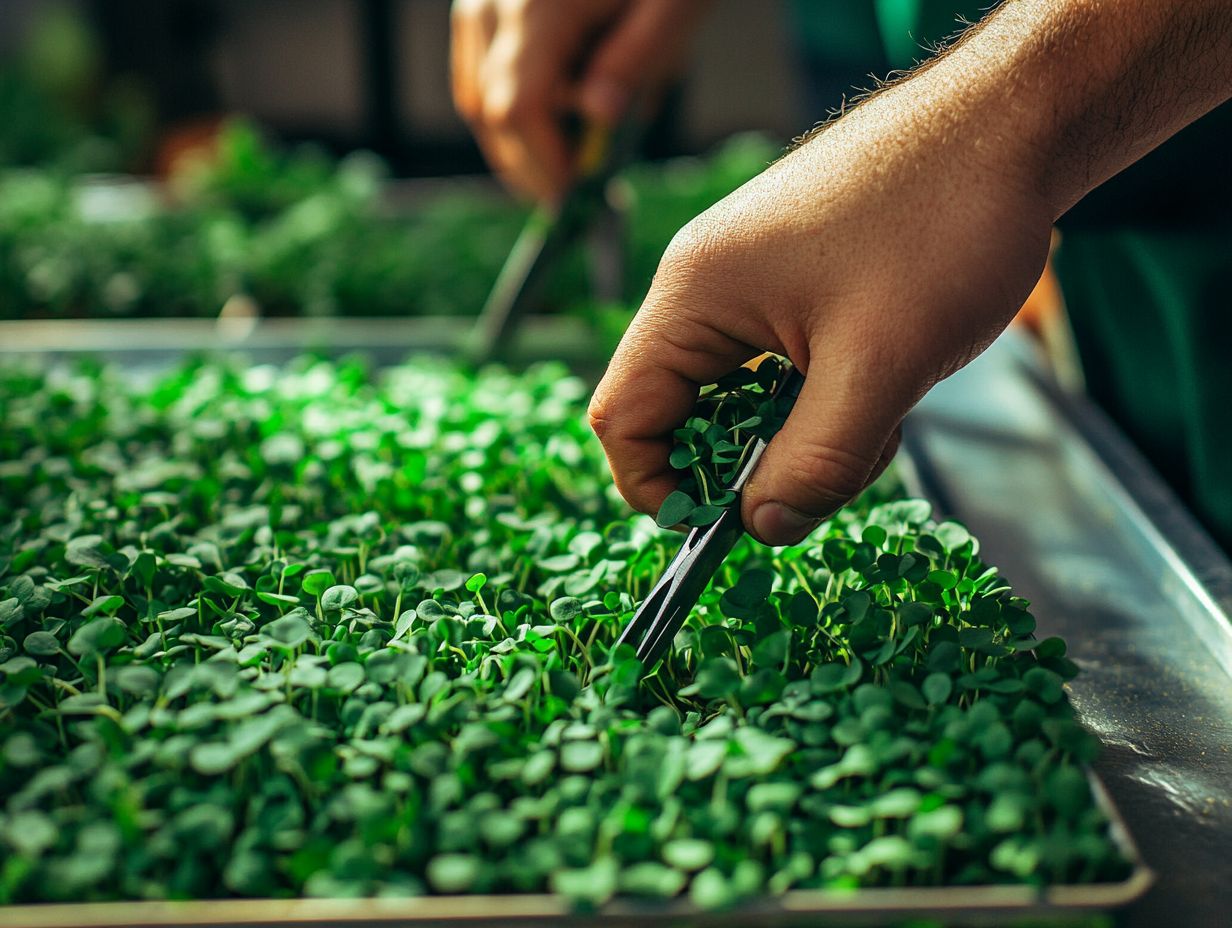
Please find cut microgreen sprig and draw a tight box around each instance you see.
[655,357,794,529]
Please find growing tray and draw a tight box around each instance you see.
[3,324,1211,927]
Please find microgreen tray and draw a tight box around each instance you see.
[0,337,1156,927]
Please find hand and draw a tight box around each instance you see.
[588,68,1055,546]
[450,0,708,203]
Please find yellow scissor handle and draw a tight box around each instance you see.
[575,119,614,179]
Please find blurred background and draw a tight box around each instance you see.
[0,0,824,324]
[0,0,811,177]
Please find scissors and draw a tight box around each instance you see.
[613,363,807,672]
[467,111,645,365]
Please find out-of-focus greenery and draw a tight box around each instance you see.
[0,5,154,174]
[0,123,779,320]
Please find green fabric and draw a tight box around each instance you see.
[789,2,886,69]
[1053,231,1232,552]
[873,0,925,68]
[789,0,985,68]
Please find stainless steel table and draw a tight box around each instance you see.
[906,333,1232,928]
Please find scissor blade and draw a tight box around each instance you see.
[615,507,744,669]
[611,364,807,674]
[469,112,647,365]
[467,207,575,364]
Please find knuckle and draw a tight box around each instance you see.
[450,0,476,24]
[586,393,615,443]
[452,87,481,122]
[786,441,873,507]
[658,218,724,281]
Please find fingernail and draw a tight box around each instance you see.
[751,502,821,546]
[579,79,630,123]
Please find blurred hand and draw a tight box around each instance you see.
[450,0,708,203]
[588,71,1055,546]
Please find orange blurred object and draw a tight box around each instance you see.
[1012,229,1063,339]
[152,115,228,179]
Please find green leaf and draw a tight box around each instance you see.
[190,741,241,776]
[551,858,617,905]
[327,662,365,692]
[655,490,697,528]
[67,617,126,657]
[301,569,337,597]
[549,597,582,623]
[927,569,958,590]
[23,631,60,657]
[560,740,604,773]
[922,673,952,705]
[204,572,249,598]
[686,505,725,527]
[320,585,359,611]
[619,861,686,898]
[681,657,741,699]
[65,535,113,570]
[908,805,964,840]
[862,524,887,547]
[0,598,22,628]
[663,838,714,871]
[82,595,124,617]
[264,614,312,649]
[810,660,862,694]
[690,867,736,910]
[256,591,300,608]
[669,445,698,469]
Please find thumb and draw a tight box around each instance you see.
[741,367,907,546]
[577,1,697,124]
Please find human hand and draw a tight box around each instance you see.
[588,71,1055,545]
[450,0,708,203]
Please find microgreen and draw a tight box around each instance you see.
[0,354,1124,909]
[0,128,780,322]
[654,357,794,529]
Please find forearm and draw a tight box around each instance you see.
[840,0,1232,220]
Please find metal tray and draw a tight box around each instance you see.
[904,335,1232,928]
[1,324,1198,927]
[0,316,605,372]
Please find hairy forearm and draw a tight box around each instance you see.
[843,0,1232,219]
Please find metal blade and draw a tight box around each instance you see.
[614,508,744,668]
[611,364,806,673]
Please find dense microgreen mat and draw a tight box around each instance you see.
[0,355,1128,907]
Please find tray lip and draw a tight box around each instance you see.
[0,769,1153,928]
[0,316,588,352]
[0,876,1158,928]
[0,316,609,373]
